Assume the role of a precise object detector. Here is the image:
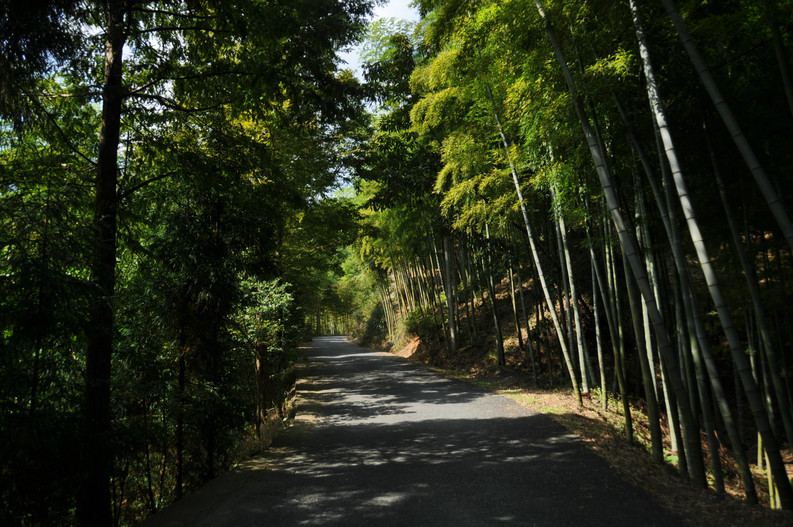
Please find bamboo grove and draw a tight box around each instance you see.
[3,0,793,524]
[336,0,793,511]
[0,0,372,525]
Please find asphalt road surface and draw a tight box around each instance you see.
[142,336,682,526]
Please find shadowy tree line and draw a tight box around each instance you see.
[0,0,372,524]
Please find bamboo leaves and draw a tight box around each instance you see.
[351,0,793,510]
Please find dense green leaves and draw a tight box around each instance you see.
[4,0,793,521]
[1,0,375,524]
[338,0,793,511]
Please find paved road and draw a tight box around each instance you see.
[143,336,682,526]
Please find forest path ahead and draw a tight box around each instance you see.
[142,336,682,526]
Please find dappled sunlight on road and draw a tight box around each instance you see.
[141,336,682,527]
[300,337,529,425]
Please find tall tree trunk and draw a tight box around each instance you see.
[666,286,686,464]
[456,244,475,342]
[484,82,581,403]
[615,89,755,499]
[592,220,634,441]
[554,218,575,374]
[391,267,405,320]
[79,3,126,525]
[533,0,706,485]
[508,262,524,349]
[659,0,793,257]
[557,194,589,392]
[443,235,458,353]
[431,232,450,343]
[633,170,660,403]
[467,244,480,339]
[512,226,538,380]
[484,225,506,366]
[708,127,793,454]
[623,250,664,463]
[763,0,793,120]
[632,0,790,505]
[591,256,607,410]
[380,282,395,339]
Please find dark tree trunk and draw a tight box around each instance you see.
[175,346,186,499]
[78,3,125,525]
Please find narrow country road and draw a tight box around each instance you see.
[142,336,682,526]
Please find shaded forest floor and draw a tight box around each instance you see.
[386,335,793,527]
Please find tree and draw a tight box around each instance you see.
[2,0,375,523]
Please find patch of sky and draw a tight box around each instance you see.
[338,0,420,80]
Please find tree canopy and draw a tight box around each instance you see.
[3,0,793,523]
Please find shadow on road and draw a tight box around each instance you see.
[142,337,682,527]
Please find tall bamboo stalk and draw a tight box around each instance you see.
[614,91,753,498]
[659,0,793,258]
[534,0,706,485]
[632,0,789,505]
[591,256,607,410]
[708,127,793,453]
[554,185,589,392]
[443,235,458,353]
[623,249,664,462]
[484,225,506,366]
[484,83,581,403]
[513,225,538,380]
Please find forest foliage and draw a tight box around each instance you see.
[1,0,373,524]
[333,0,793,513]
[3,0,793,525]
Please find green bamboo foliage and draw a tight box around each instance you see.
[532,0,708,486]
[345,0,793,509]
[8,0,792,521]
[344,0,789,506]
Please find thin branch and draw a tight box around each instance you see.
[119,170,178,199]
[21,88,97,168]
[124,68,250,99]
[130,7,218,21]
[133,25,236,35]
[131,93,232,113]
[42,90,102,100]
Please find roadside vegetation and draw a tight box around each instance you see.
[329,0,793,519]
[3,1,793,525]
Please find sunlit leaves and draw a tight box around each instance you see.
[2,0,378,522]
[435,130,489,192]
[410,86,465,136]
[361,17,417,65]
[235,277,294,352]
[586,48,638,81]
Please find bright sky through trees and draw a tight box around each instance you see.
[339,0,419,78]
